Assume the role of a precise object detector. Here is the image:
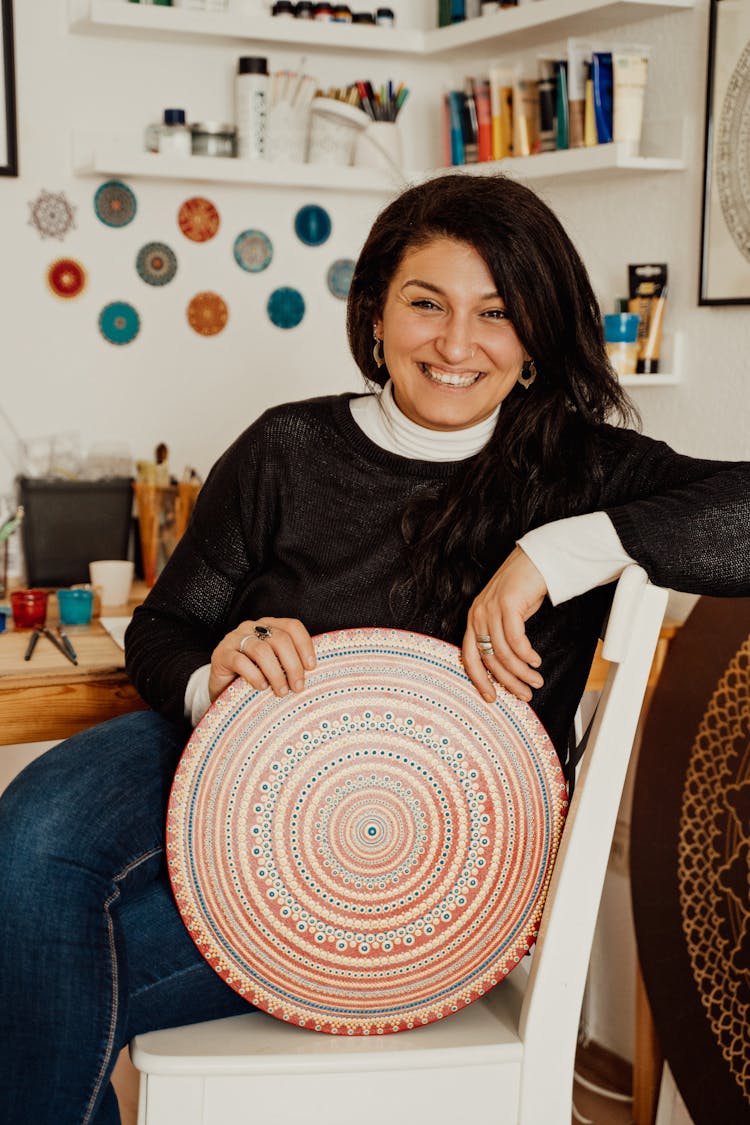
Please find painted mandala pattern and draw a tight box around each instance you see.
[28,190,77,240]
[233,229,273,273]
[717,40,750,263]
[678,637,750,1101]
[187,291,228,336]
[178,197,220,243]
[167,628,568,1036]
[47,258,87,299]
[94,181,137,228]
[294,203,332,247]
[267,286,305,329]
[136,241,178,287]
[98,301,140,346]
[326,258,355,300]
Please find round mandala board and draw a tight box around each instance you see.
[94,180,137,228]
[167,627,567,1036]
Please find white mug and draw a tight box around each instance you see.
[89,560,134,608]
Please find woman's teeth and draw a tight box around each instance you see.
[421,364,480,387]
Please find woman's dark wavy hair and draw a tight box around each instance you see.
[346,173,638,637]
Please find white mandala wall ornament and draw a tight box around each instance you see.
[28,190,77,241]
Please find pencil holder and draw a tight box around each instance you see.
[354,121,404,183]
[307,98,369,166]
[266,101,310,164]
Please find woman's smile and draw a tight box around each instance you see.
[419,362,483,388]
[374,237,528,431]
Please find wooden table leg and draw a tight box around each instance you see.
[633,960,664,1125]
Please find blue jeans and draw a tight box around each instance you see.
[0,711,250,1125]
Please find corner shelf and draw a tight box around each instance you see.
[71,135,684,191]
[67,0,421,53]
[71,137,400,193]
[68,0,693,57]
[435,142,684,184]
[423,0,693,54]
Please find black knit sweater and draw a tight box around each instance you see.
[125,393,750,756]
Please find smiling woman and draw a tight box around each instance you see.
[1,172,748,1125]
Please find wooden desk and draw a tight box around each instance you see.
[0,588,149,746]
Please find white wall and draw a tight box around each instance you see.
[2,0,748,1070]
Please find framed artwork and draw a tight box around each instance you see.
[0,0,17,177]
[699,0,750,304]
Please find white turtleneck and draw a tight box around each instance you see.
[184,382,632,726]
[350,379,500,462]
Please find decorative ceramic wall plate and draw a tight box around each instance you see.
[326,258,355,300]
[94,181,137,228]
[136,241,178,286]
[234,229,273,273]
[98,300,140,345]
[294,203,331,246]
[167,627,567,1036]
[267,286,305,329]
[178,196,220,242]
[47,258,86,299]
[186,291,228,336]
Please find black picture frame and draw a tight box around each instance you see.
[699,0,750,304]
[0,0,17,178]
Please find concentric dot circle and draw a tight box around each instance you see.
[167,627,567,1036]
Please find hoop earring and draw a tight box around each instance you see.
[373,335,385,368]
[517,359,537,389]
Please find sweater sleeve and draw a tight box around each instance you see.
[600,429,750,596]
[125,423,270,722]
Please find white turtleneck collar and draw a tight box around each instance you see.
[349,380,499,462]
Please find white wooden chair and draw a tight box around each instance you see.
[131,565,667,1125]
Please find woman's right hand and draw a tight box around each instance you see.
[208,617,316,703]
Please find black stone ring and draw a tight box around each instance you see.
[253,624,273,641]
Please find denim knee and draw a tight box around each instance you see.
[0,710,187,892]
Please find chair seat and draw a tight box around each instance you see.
[132,972,527,1125]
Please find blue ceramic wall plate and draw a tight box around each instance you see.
[267,287,305,329]
[136,242,178,286]
[294,204,332,247]
[99,301,140,345]
[234,229,273,273]
[94,181,137,228]
[326,258,355,300]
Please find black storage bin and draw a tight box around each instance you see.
[16,476,133,586]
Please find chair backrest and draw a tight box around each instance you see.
[517,565,667,1120]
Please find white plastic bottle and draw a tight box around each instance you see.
[236,57,269,160]
[157,109,192,157]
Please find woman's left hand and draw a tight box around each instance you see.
[462,546,548,704]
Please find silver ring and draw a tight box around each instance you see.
[253,623,273,641]
[477,641,495,658]
[238,634,253,655]
[476,634,492,644]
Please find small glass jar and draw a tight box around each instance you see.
[375,5,394,24]
[271,0,296,14]
[189,121,237,157]
[158,108,192,157]
[352,10,375,21]
[313,2,334,17]
[295,1,314,14]
[332,3,352,18]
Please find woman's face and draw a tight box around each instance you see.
[374,237,529,432]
